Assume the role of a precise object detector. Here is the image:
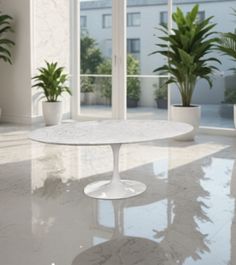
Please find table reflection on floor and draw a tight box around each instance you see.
[30,140,236,265]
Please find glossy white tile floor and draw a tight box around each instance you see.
[0,123,236,265]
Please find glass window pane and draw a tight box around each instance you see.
[127,0,168,120]
[127,38,140,54]
[160,11,168,26]
[80,0,112,118]
[80,15,87,28]
[127,12,141,27]
[102,14,112,28]
[127,77,168,120]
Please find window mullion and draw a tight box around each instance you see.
[168,0,173,120]
[112,0,127,119]
[70,0,80,119]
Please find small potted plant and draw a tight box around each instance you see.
[80,76,95,105]
[153,80,168,109]
[97,59,112,105]
[0,12,15,120]
[151,5,220,140]
[218,9,236,127]
[96,55,141,107]
[219,75,236,119]
[32,61,71,126]
[127,54,141,108]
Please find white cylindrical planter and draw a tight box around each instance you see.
[42,101,63,126]
[171,105,201,141]
[234,105,236,128]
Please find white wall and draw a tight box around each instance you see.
[0,0,32,124]
[31,0,71,121]
[0,0,71,124]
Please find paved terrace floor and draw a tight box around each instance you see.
[81,104,235,129]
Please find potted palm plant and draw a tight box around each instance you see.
[218,9,236,127]
[151,5,220,140]
[32,61,71,126]
[0,12,15,119]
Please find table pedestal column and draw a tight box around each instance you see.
[84,144,146,199]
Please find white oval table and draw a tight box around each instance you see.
[30,120,193,200]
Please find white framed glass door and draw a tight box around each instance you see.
[71,0,236,130]
[70,0,173,121]
[71,0,113,120]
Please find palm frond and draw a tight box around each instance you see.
[218,10,236,73]
[150,4,220,106]
[0,12,14,64]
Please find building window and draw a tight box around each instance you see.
[80,16,87,28]
[127,38,140,54]
[127,12,141,27]
[160,10,205,26]
[197,11,205,22]
[103,39,112,58]
[102,14,112,28]
[160,11,168,26]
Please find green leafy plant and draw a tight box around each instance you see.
[95,54,141,103]
[218,9,236,104]
[32,61,71,102]
[80,34,104,74]
[151,4,220,107]
[153,78,168,100]
[127,54,141,102]
[218,9,236,74]
[154,85,167,100]
[224,87,236,104]
[0,12,15,64]
[97,59,112,103]
[81,76,94,93]
[80,34,104,93]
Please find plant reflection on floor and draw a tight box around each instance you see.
[152,162,211,264]
[91,160,213,264]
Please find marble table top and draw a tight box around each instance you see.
[30,120,193,146]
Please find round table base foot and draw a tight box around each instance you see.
[84,180,146,200]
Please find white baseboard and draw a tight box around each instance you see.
[31,112,71,124]
[1,114,32,125]
[1,112,71,125]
